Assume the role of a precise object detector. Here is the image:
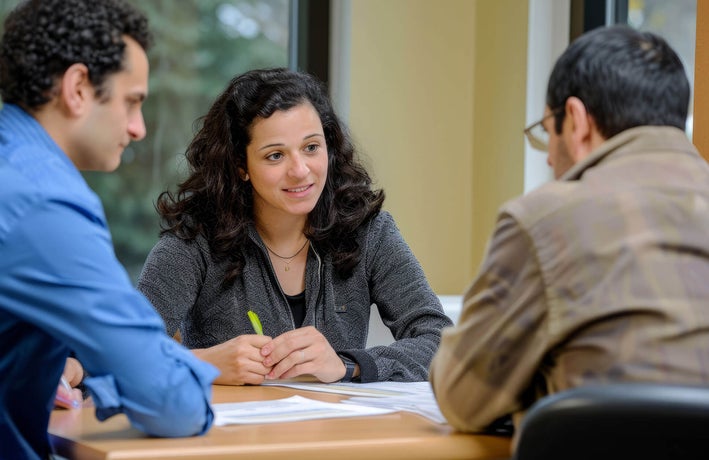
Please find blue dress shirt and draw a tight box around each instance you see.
[0,104,219,460]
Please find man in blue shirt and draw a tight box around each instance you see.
[0,1,218,458]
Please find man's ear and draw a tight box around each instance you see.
[59,63,92,117]
[565,96,595,161]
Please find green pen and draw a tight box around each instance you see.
[247,310,263,335]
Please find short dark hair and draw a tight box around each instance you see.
[0,0,152,108]
[157,68,385,284]
[546,25,690,138]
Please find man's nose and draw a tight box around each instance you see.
[128,111,147,141]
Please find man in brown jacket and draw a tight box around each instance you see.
[430,25,709,437]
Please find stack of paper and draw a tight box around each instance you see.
[262,380,447,424]
[213,395,395,426]
[340,383,446,424]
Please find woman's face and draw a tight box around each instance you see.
[245,102,329,224]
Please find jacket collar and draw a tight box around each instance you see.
[560,126,697,182]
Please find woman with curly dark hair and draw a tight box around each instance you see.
[138,68,452,385]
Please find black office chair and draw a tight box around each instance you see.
[513,383,709,460]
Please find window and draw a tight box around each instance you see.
[0,0,290,281]
[525,0,696,192]
[95,0,290,281]
[572,0,696,136]
[626,0,697,137]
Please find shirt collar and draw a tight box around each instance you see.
[0,103,80,174]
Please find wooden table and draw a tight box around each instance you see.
[49,384,511,459]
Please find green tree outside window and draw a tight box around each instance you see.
[0,0,289,281]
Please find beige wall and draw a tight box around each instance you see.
[348,0,528,294]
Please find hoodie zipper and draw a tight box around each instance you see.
[255,239,297,331]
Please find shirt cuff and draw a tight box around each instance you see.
[83,374,122,421]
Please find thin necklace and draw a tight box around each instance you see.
[263,239,309,272]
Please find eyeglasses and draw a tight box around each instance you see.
[524,108,563,152]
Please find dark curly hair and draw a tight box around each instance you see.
[0,0,151,108]
[157,68,385,285]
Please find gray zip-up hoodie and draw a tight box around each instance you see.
[137,211,453,382]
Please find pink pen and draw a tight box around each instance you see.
[56,376,81,409]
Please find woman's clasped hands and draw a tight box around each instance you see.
[195,326,346,385]
[261,326,346,383]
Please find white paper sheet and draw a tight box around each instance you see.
[261,380,425,397]
[213,395,396,426]
[261,381,447,424]
[343,394,446,424]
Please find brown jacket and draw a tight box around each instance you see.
[430,126,709,433]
